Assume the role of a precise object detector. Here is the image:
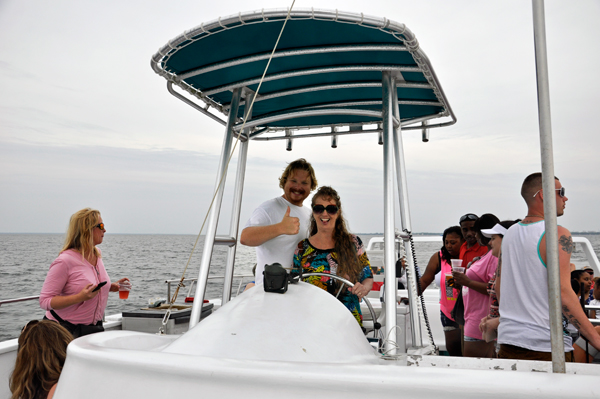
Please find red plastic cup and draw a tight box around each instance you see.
[119,282,131,299]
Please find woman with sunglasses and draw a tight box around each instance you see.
[293,186,373,326]
[10,320,73,399]
[39,208,129,338]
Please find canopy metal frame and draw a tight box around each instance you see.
[153,8,457,352]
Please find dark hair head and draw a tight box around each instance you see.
[571,269,588,295]
[473,213,500,247]
[497,219,519,237]
[440,226,464,263]
[521,173,559,205]
[309,186,361,283]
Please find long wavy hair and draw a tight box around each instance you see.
[60,208,101,260]
[309,186,361,283]
[10,320,73,399]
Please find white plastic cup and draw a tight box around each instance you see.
[452,266,466,273]
[450,259,463,268]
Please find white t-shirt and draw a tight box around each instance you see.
[244,196,311,284]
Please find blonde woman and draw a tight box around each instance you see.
[10,320,73,399]
[39,208,129,337]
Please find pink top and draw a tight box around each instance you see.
[39,249,111,325]
[438,251,459,320]
[462,250,497,339]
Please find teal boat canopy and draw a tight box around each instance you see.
[151,8,455,135]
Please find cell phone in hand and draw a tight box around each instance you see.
[92,281,107,292]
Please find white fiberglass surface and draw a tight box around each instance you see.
[164,282,376,362]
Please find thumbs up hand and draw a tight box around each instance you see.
[280,206,300,235]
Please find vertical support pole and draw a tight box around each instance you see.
[285,129,293,151]
[222,102,252,305]
[532,0,564,373]
[392,82,423,349]
[189,88,242,329]
[382,71,398,354]
[421,120,429,142]
[331,127,338,148]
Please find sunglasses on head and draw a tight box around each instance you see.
[459,213,478,223]
[94,223,105,230]
[533,187,565,198]
[312,204,339,214]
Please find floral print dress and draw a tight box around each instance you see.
[292,235,372,326]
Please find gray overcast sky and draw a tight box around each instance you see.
[1,0,599,235]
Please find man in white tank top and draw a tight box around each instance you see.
[240,159,317,285]
[497,173,600,360]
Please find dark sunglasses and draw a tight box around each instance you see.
[312,204,339,214]
[533,187,565,198]
[459,213,478,223]
[94,223,105,230]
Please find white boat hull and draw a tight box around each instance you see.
[53,283,600,398]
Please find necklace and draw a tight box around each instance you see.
[525,214,544,219]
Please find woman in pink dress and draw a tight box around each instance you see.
[452,213,499,358]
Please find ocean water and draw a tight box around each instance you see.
[0,233,258,341]
[1,233,599,341]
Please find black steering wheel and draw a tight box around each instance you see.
[300,272,380,335]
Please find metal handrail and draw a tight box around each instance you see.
[0,295,39,307]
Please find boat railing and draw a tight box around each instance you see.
[165,274,254,300]
[0,295,39,307]
[585,305,600,326]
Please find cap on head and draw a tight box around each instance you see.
[480,223,509,238]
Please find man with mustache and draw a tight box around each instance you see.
[241,159,317,286]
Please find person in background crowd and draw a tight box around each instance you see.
[241,159,317,286]
[571,269,592,303]
[453,213,500,358]
[478,220,519,348]
[572,276,600,363]
[418,226,465,356]
[583,266,595,304]
[589,277,600,320]
[10,320,73,399]
[498,173,600,360]
[458,213,488,269]
[573,326,600,363]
